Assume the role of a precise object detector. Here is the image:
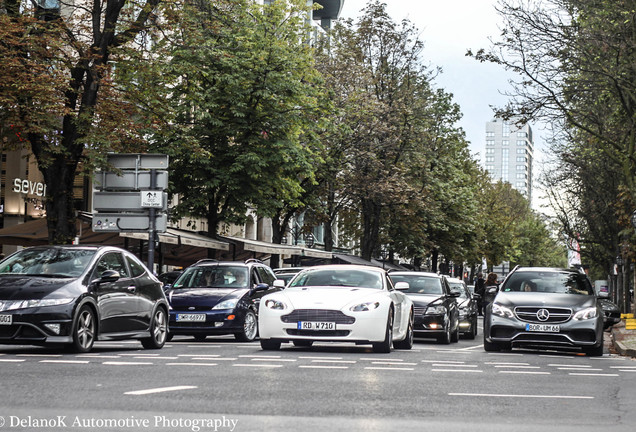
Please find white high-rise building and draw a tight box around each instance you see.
[484,119,534,203]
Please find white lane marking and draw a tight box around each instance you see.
[457,345,484,351]
[548,364,592,368]
[364,367,415,371]
[233,364,283,368]
[486,362,530,365]
[311,359,356,364]
[559,368,603,371]
[102,361,154,366]
[299,356,343,360]
[191,357,236,361]
[568,373,620,377]
[39,360,90,364]
[450,393,593,399]
[77,355,122,359]
[498,371,551,375]
[431,363,478,368]
[421,360,465,364]
[299,365,349,369]
[360,357,402,361]
[120,353,161,357]
[252,358,297,362]
[432,369,483,373]
[166,363,217,366]
[618,370,636,372]
[0,359,25,363]
[494,365,542,369]
[185,345,222,348]
[610,366,636,369]
[239,355,281,358]
[17,354,63,357]
[178,354,220,358]
[125,385,197,395]
[372,361,417,366]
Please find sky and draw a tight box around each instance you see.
[337,0,526,158]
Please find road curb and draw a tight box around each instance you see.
[611,326,636,358]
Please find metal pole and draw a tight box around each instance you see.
[147,169,157,273]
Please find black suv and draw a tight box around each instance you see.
[166,259,280,342]
[484,266,606,356]
[389,272,460,344]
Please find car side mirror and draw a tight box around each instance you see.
[394,281,409,291]
[92,269,120,285]
[598,291,609,299]
[472,293,481,300]
[251,283,269,293]
[449,290,461,298]
[273,279,286,289]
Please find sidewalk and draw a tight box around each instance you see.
[610,320,636,358]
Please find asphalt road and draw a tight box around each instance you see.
[0,325,635,432]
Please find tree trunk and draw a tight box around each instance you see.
[360,198,381,261]
[431,249,439,273]
[41,155,78,244]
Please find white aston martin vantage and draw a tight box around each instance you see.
[259,265,414,353]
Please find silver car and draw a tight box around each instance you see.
[483,267,606,356]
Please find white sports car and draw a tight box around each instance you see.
[259,265,414,353]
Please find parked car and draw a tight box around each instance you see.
[166,259,279,342]
[273,267,306,286]
[0,245,168,353]
[388,272,460,344]
[445,277,479,339]
[599,298,621,329]
[259,265,414,353]
[483,266,606,356]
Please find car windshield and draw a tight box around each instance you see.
[173,266,249,289]
[0,248,96,277]
[289,269,382,289]
[448,282,468,298]
[502,271,594,295]
[389,275,443,295]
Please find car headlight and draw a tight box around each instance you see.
[350,302,380,312]
[425,305,447,315]
[264,299,286,310]
[0,298,74,311]
[491,303,514,319]
[574,307,598,320]
[212,299,238,310]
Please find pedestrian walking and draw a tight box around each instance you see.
[475,272,485,315]
[483,272,499,314]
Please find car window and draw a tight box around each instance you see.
[173,266,249,289]
[389,275,443,294]
[290,269,382,289]
[502,271,594,295]
[93,252,129,279]
[0,248,95,277]
[448,281,468,298]
[126,255,147,278]
[256,266,275,285]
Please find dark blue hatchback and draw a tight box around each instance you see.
[166,259,280,342]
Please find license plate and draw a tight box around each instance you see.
[0,315,11,325]
[176,314,206,322]
[526,323,560,332]
[297,321,335,330]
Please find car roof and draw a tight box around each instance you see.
[389,271,443,279]
[513,267,580,274]
[299,264,386,273]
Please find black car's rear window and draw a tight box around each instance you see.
[502,271,593,295]
[389,275,443,294]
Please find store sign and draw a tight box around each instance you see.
[12,178,47,197]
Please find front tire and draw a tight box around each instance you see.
[235,310,258,342]
[437,325,451,344]
[393,311,414,350]
[70,305,96,353]
[373,309,394,353]
[260,339,281,350]
[141,307,168,349]
[584,333,604,357]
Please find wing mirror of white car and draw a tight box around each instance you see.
[394,281,409,291]
[598,291,609,299]
[273,279,286,289]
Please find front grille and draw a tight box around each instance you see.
[281,309,355,324]
[286,329,350,337]
[515,307,572,323]
[414,307,427,316]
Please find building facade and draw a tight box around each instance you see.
[484,119,534,203]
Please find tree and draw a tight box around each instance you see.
[0,0,167,243]
[146,0,328,244]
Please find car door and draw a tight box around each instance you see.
[442,278,459,330]
[385,275,404,333]
[125,253,159,330]
[91,251,142,334]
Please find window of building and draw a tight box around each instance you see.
[486,140,495,146]
[517,131,527,137]
[486,148,495,154]
[502,123,510,137]
[502,140,509,146]
[517,140,526,146]
[486,131,495,137]
[486,156,495,162]
[516,156,526,162]
[517,148,526,154]
[516,165,525,170]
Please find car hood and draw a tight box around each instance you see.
[168,288,248,307]
[495,292,596,309]
[278,287,382,310]
[0,275,80,300]
[406,293,446,308]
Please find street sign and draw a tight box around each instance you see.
[93,213,168,232]
[107,154,169,170]
[141,191,163,208]
[93,171,168,191]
